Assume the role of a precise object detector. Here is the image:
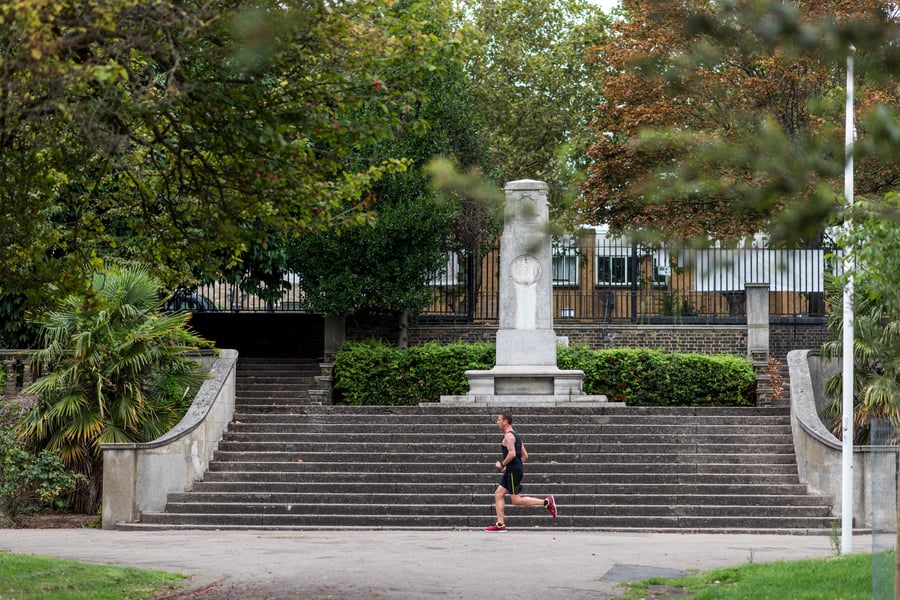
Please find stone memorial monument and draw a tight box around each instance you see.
[440,179,615,406]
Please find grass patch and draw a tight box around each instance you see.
[619,552,883,600]
[0,551,187,600]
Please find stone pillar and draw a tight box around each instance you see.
[317,315,345,404]
[495,180,557,367]
[746,283,770,364]
[323,315,346,362]
[746,283,771,404]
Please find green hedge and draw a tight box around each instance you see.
[557,346,755,406]
[334,342,756,406]
[334,341,495,406]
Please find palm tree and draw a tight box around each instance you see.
[821,272,900,444]
[18,267,209,513]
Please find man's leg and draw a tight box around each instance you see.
[510,494,558,517]
[493,485,507,523]
[509,494,545,507]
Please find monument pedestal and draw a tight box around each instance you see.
[438,365,617,407]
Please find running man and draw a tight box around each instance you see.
[485,412,557,532]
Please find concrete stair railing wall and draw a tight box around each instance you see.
[101,350,238,529]
[788,349,898,530]
[117,358,837,532]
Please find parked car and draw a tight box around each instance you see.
[164,291,218,313]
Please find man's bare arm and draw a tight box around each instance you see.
[497,432,517,469]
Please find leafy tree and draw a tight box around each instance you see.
[466,0,609,213]
[582,0,899,246]
[17,266,208,513]
[0,0,464,307]
[287,10,494,345]
[0,294,40,349]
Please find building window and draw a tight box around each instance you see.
[552,238,579,286]
[597,255,630,285]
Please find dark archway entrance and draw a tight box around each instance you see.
[186,313,324,359]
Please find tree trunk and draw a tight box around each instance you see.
[72,456,103,515]
[398,308,409,349]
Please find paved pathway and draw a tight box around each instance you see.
[1,529,873,599]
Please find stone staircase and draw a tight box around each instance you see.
[130,361,837,532]
[234,357,329,405]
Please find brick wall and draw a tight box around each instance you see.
[556,324,748,356]
[771,319,834,359]
[347,316,832,359]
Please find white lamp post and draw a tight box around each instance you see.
[841,47,856,556]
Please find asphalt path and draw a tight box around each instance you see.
[1,529,873,599]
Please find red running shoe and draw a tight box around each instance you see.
[484,522,507,532]
[545,495,558,518]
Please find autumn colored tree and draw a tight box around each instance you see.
[582,0,899,246]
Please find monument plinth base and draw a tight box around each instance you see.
[437,365,622,407]
[435,394,619,407]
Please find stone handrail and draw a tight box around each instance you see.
[788,349,896,529]
[100,349,238,529]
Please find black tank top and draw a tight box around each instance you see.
[502,430,524,471]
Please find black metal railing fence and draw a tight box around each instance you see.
[181,241,837,323]
[421,240,836,323]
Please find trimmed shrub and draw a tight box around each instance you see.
[334,341,494,405]
[336,342,755,406]
[558,347,755,406]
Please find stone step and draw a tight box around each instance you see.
[237,370,320,378]
[223,423,792,435]
[236,393,321,402]
[229,404,793,417]
[228,411,791,426]
[135,512,835,531]
[208,445,797,463]
[206,455,799,472]
[216,434,794,448]
[191,479,812,496]
[237,381,318,389]
[217,435,792,452]
[199,462,800,479]
[158,500,831,519]
[195,472,801,486]
[175,489,829,507]
[239,357,320,365]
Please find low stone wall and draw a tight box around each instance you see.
[1,350,41,395]
[788,349,896,529]
[100,349,238,529]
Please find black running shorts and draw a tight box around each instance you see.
[500,469,524,495]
